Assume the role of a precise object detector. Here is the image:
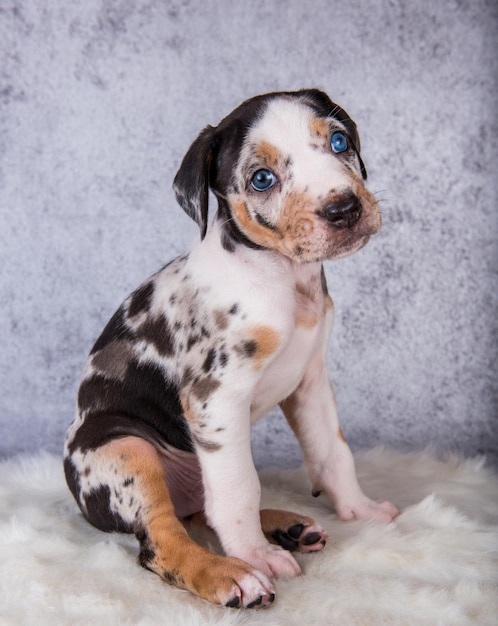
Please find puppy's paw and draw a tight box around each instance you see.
[261,509,328,553]
[232,543,302,581]
[335,497,399,523]
[219,560,276,609]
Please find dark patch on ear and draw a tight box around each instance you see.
[173,125,217,239]
[128,282,155,318]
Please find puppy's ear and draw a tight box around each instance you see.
[173,125,217,239]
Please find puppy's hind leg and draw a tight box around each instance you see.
[66,436,275,608]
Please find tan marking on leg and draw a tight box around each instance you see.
[275,191,320,259]
[101,437,273,607]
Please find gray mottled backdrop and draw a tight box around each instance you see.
[1,0,497,467]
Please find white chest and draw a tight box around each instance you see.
[250,304,331,422]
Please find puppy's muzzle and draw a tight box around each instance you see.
[321,193,362,229]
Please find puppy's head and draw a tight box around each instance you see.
[173,89,381,262]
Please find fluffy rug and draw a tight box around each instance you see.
[0,448,497,626]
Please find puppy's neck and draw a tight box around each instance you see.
[195,220,324,288]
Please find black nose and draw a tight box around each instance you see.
[321,194,362,229]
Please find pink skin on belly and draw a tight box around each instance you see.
[159,445,205,518]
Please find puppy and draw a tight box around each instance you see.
[64,89,398,609]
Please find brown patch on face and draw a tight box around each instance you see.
[309,117,330,142]
[230,189,329,262]
[231,199,283,249]
[275,190,318,259]
[92,340,134,380]
[253,141,283,170]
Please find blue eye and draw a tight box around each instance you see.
[331,131,348,153]
[251,169,277,191]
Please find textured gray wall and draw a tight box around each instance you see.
[1,0,497,467]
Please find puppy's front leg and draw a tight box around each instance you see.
[186,394,301,581]
[281,354,399,523]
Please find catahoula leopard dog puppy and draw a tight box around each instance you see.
[64,89,398,608]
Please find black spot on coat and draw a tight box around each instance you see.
[128,282,155,317]
[74,362,194,453]
[84,484,133,533]
[90,306,134,354]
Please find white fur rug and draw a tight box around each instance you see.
[1,448,497,626]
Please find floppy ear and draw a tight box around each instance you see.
[173,125,217,239]
[296,89,368,180]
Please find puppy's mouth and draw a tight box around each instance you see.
[319,188,382,257]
